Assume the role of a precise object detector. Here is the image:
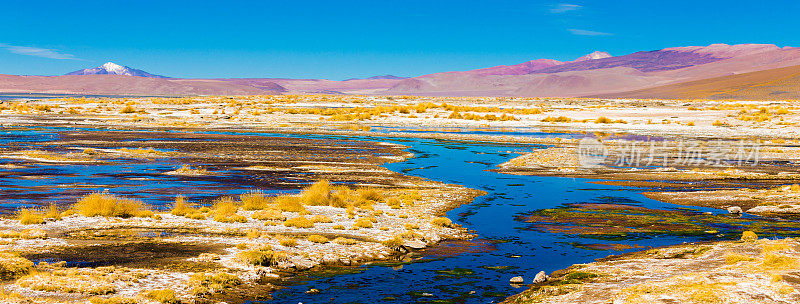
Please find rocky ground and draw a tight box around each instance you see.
[503,233,800,304]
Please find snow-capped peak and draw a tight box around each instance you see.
[574,51,612,62]
[100,62,126,74]
[65,62,167,78]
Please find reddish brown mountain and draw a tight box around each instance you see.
[597,64,800,100]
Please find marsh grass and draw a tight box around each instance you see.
[241,191,271,210]
[279,237,298,247]
[172,165,209,176]
[16,208,44,225]
[212,197,246,223]
[74,193,151,218]
[353,218,374,229]
[144,289,179,304]
[0,253,33,279]
[237,247,280,266]
[308,235,329,243]
[188,271,242,296]
[284,217,314,228]
[431,217,453,227]
[252,209,285,221]
[170,196,196,216]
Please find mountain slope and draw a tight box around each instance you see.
[598,64,800,100]
[0,74,285,96]
[66,62,167,78]
[387,44,800,97]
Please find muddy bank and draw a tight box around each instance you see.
[502,233,800,304]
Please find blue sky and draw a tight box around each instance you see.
[2,0,798,80]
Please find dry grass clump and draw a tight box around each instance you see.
[117,147,168,157]
[310,215,332,223]
[188,271,242,296]
[333,237,358,245]
[88,296,139,304]
[17,267,121,295]
[724,253,755,265]
[0,253,34,279]
[284,216,314,228]
[761,253,800,270]
[144,289,179,304]
[211,197,246,223]
[353,218,374,229]
[0,230,21,239]
[298,180,332,205]
[308,235,329,243]
[15,208,44,225]
[170,165,209,176]
[170,196,196,216]
[119,105,137,114]
[741,231,758,242]
[252,209,285,221]
[74,193,151,218]
[279,237,298,247]
[386,197,402,209]
[240,191,271,210]
[541,116,572,123]
[275,196,306,213]
[237,247,281,266]
[431,217,453,227]
[381,235,404,248]
[20,229,47,239]
[15,204,63,225]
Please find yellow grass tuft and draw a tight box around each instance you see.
[74,193,150,218]
[144,289,179,304]
[0,252,34,279]
[284,216,314,228]
[431,217,453,227]
[237,247,279,266]
[212,197,247,223]
[741,231,758,242]
[308,234,329,243]
[16,208,44,225]
[279,237,298,247]
[353,218,374,229]
[252,209,285,221]
[240,190,271,210]
[333,237,358,245]
[170,195,196,216]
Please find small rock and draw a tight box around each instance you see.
[403,240,426,249]
[509,276,524,284]
[197,253,220,262]
[533,271,548,283]
[727,206,743,214]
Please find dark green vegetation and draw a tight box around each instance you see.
[519,203,800,239]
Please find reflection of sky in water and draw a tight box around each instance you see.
[266,135,758,303]
[0,127,786,303]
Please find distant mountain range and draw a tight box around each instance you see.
[2,43,800,99]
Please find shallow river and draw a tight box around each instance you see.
[0,127,778,303]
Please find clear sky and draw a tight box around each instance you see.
[2,0,799,80]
